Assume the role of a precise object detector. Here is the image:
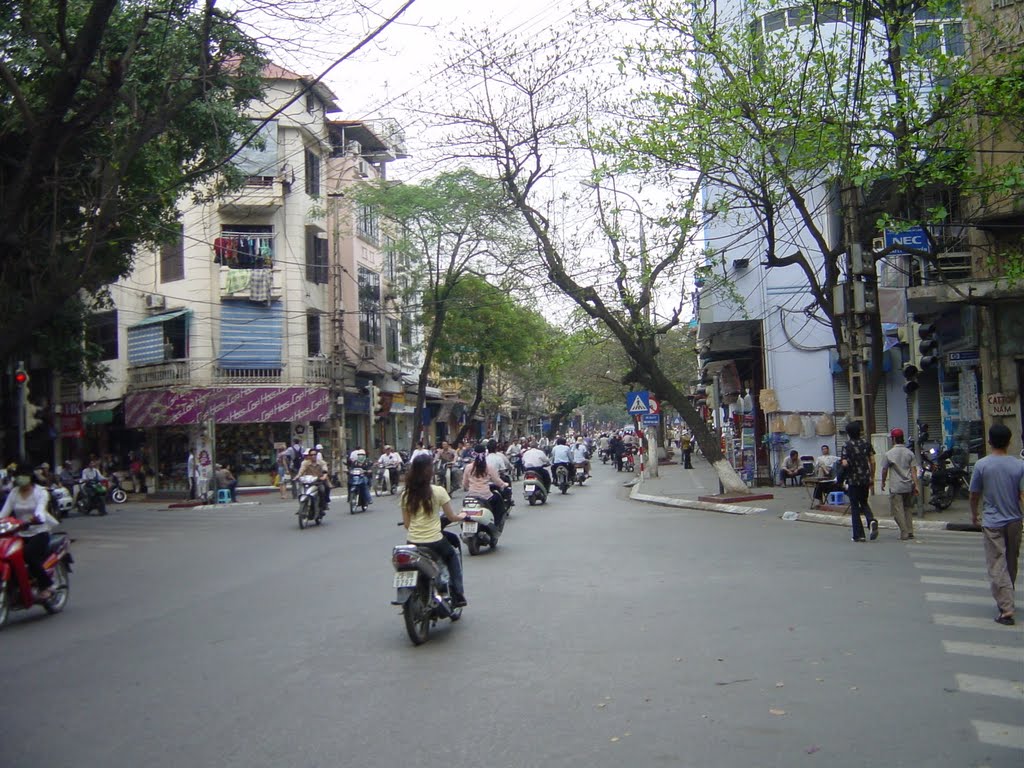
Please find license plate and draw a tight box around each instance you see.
[524,484,536,493]
[462,521,478,534]
[393,571,417,588]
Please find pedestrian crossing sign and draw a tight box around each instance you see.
[626,390,649,414]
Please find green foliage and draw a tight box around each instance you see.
[0,0,266,373]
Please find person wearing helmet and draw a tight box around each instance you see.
[298,447,331,510]
[880,428,919,540]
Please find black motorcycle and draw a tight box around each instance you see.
[76,479,108,516]
[921,447,969,510]
[391,526,463,645]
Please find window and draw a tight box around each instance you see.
[764,11,786,32]
[401,312,413,347]
[127,310,189,365]
[358,267,381,345]
[87,310,119,361]
[305,93,317,115]
[219,302,283,370]
[305,229,328,284]
[386,318,399,364]
[218,225,274,268]
[357,204,379,244]
[160,225,184,283]
[383,236,398,283]
[305,148,321,197]
[307,313,322,357]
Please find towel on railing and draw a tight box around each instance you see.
[249,268,272,303]
[224,268,251,294]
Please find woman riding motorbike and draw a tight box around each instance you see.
[463,443,509,529]
[0,462,57,600]
[401,454,470,607]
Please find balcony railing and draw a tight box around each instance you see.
[127,359,332,390]
[126,360,191,389]
[219,266,282,300]
[304,357,332,383]
[212,367,283,384]
[218,179,284,212]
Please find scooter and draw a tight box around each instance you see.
[374,462,396,496]
[48,484,75,519]
[391,527,463,645]
[523,469,548,506]
[0,517,73,629]
[922,447,969,511]
[295,475,325,529]
[553,463,571,494]
[347,464,371,514]
[622,450,636,473]
[574,464,587,485]
[460,495,503,556]
[76,479,108,516]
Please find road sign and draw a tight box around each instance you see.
[648,397,659,415]
[626,390,649,414]
[642,413,659,425]
[946,349,980,368]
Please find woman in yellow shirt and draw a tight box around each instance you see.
[401,454,469,607]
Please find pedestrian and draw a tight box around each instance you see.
[186,449,196,500]
[968,424,1023,626]
[840,420,878,542]
[680,430,693,469]
[215,464,238,503]
[880,428,919,540]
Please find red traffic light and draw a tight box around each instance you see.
[14,369,28,385]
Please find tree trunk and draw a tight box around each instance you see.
[454,363,485,444]
[412,303,447,448]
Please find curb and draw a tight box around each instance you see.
[630,481,767,515]
[171,501,263,511]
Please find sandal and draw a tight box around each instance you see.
[995,614,1015,626]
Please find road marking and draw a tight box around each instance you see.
[943,641,1024,662]
[933,614,1024,631]
[956,675,1024,700]
[925,592,995,606]
[921,576,990,589]
[972,720,1024,751]
[913,562,984,574]
[909,542,980,552]
[909,551,980,563]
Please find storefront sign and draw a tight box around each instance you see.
[946,349,980,368]
[125,387,330,428]
[986,392,1019,417]
[59,401,84,438]
[344,395,370,414]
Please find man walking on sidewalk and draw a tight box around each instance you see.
[680,430,693,469]
[969,424,1024,626]
[840,420,877,542]
[880,428,919,540]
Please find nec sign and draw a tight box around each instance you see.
[884,226,930,255]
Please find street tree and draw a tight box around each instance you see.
[428,25,750,492]
[0,0,267,376]
[353,169,527,443]
[611,0,1024,432]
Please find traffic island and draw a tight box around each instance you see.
[698,492,774,504]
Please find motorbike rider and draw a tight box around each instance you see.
[609,433,626,471]
[550,437,573,483]
[571,438,591,478]
[347,447,373,507]
[463,444,509,529]
[378,445,403,489]
[298,448,331,510]
[401,454,470,607]
[0,463,57,600]
[79,458,107,514]
[485,440,514,514]
[521,440,552,491]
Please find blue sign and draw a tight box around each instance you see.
[884,226,930,255]
[642,413,660,425]
[626,390,649,414]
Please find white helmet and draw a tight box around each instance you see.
[315,443,323,451]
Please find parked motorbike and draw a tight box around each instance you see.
[391,528,463,645]
[553,463,571,494]
[523,469,548,506]
[76,479,108,516]
[347,464,371,514]
[47,485,75,520]
[296,475,325,529]
[0,516,73,629]
[922,447,969,510]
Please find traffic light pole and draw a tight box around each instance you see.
[16,359,26,461]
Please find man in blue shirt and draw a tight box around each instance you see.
[969,424,1024,626]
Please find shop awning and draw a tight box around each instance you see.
[84,399,121,425]
[128,308,191,328]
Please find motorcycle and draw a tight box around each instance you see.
[47,484,75,520]
[347,464,371,514]
[0,516,73,629]
[391,528,463,645]
[76,479,108,516]
[460,494,505,556]
[622,450,636,473]
[922,447,969,510]
[575,464,587,485]
[554,463,571,494]
[510,454,524,481]
[374,462,397,496]
[599,447,610,464]
[523,469,548,506]
[295,475,325,528]
[435,461,457,494]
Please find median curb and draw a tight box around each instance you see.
[630,481,768,515]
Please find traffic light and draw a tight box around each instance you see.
[369,384,381,414]
[918,322,939,369]
[902,363,919,394]
[24,401,42,432]
[14,368,28,386]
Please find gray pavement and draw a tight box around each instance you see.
[631,454,976,534]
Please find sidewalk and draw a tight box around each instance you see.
[630,455,978,534]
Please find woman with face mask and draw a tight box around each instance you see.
[0,462,57,600]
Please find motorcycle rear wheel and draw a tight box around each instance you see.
[403,587,431,645]
[931,491,953,511]
[44,563,69,614]
[298,499,309,528]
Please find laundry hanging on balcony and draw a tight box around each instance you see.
[249,268,272,303]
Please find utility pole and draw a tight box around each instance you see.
[839,184,876,435]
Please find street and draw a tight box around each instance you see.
[3,465,1022,768]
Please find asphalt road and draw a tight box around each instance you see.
[3,466,1021,768]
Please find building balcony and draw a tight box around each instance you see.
[218,178,284,213]
[126,359,334,390]
[126,360,191,389]
[219,266,283,300]
[304,357,332,384]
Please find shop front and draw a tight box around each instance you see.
[125,386,330,489]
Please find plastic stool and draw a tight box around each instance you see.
[216,489,232,504]
[827,491,847,506]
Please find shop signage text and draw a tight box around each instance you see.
[986,392,1018,417]
[125,387,330,428]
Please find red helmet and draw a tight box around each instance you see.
[890,428,904,440]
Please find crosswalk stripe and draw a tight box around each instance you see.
[933,614,1024,631]
[921,576,990,588]
[943,641,1024,662]
[909,543,980,553]
[925,592,996,606]
[909,551,981,562]
[913,562,985,574]
[972,720,1024,751]
[956,675,1024,700]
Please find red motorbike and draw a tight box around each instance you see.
[0,517,73,629]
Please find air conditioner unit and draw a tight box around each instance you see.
[358,159,372,178]
[361,344,375,359]
[347,140,362,156]
[145,294,166,309]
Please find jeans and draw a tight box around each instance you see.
[847,484,875,539]
[415,535,465,598]
[23,532,53,589]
